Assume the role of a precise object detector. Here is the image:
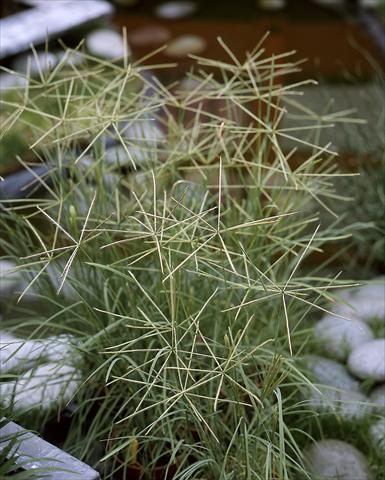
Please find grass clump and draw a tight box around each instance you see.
[0,38,363,479]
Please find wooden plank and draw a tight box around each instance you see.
[0,0,113,59]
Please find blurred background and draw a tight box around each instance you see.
[1,0,384,79]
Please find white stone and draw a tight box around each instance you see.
[306,356,360,392]
[348,339,385,382]
[304,355,374,419]
[354,280,385,321]
[356,300,384,322]
[42,334,75,363]
[0,363,79,412]
[258,0,287,10]
[370,384,385,415]
[336,300,385,324]
[178,76,200,92]
[308,387,371,420]
[46,262,78,300]
[103,173,121,190]
[304,356,372,419]
[86,29,129,59]
[304,440,372,480]
[333,279,385,324]
[55,50,84,68]
[0,260,23,299]
[105,145,141,168]
[0,73,28,93]
[326,288,355,317]
[128,25,171,47]
[172,181,208,208]
[8,261,78,302]
[0,332,45,373]
[155,1,197,19]
[356,279,385,301]
[315,315,373,360]
[165,35,207,58]
[12,51,58,76]
[331,287,356,303]
[105,119,164,168]
[369,418,385,453]
[0,332,74,373]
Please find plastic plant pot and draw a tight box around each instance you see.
[0,419,100,479]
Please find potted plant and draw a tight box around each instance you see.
[0,38,368,478]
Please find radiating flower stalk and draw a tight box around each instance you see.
[0,38,363,478]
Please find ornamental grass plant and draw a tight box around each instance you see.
[0,38,371,479]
